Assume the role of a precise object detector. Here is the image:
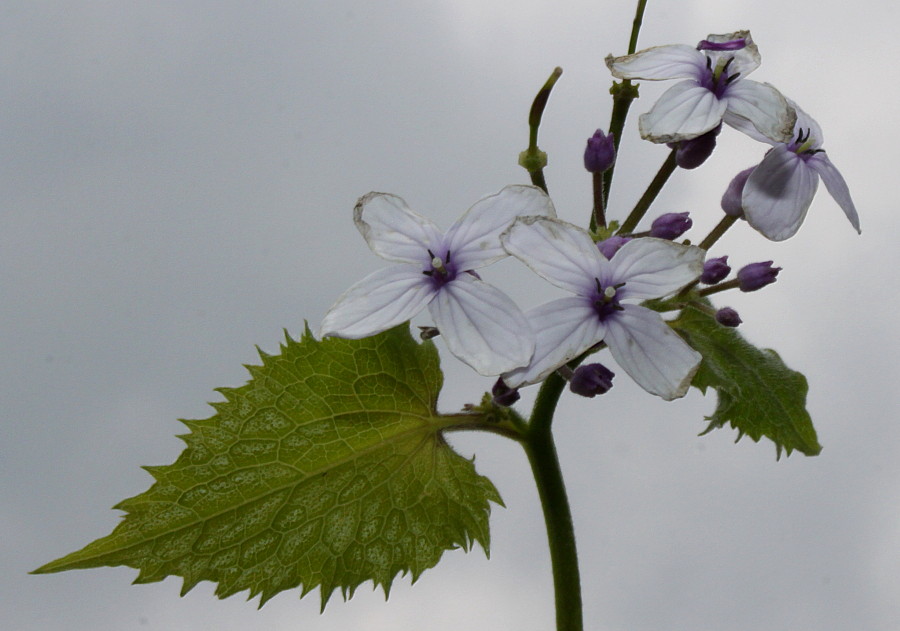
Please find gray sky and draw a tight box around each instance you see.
[4,1,899,629]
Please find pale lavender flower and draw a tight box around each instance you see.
[320,185,556,375]
[605,30,795,144]
[739,101,861,241]
[500,217,704,400]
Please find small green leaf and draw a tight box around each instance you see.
[670,302,821,458]
[35,325,502,608]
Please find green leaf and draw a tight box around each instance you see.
[34,325,503,608]
[670,302,821,458]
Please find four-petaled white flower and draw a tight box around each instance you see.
[605,30,795,144]
[319,185,556,375]
[738,100,861,241]
[500,217,704,400]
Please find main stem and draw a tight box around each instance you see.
[525,373,582,631]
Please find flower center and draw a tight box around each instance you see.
[422,249,457,288]
[790,128,823,157]
[592,279,625,320]
[701,55,740,97]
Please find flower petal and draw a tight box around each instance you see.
[723,80,795,143]
[610,238,705,301]
[320,265,435,339]
[501,217,604,296]
[638,81,727,143]
[444,185,556,270]
[428,273,534,376]
[742,146,818,241]
[606,44,706,81]
[807,153,861,234]
[502,297,605,388]
[354,192,444,264]
[604,304,701,400]
[703,30,760,77]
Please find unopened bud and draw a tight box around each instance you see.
[669,124,720,169]
[492,378,520,407]
[584,129,616,173]
[700,255,731,284]
[721,167,755,217]
[649,212,692,240]
[597,235,631,259]
[737,261,781,292]
[569,363,615,398]
[715,307,742,327]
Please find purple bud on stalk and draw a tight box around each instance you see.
[721,167,755,217]
[569,363,615,398]
[701,255,731,284]
[584,129,616,173]
[492,378,520,407]
[737,261,781,292]
[597,235,631,259]
[649,212,692,240]
[668,124,720,169]
[715,307,742,327]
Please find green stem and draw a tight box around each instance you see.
[697,213,739,251]
[592,172,606,230]
[598,0,648,218]
[618,148,677,235]
[524,373,582,631]
[520,67,563,194]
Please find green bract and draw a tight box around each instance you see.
[34,325,502,608]
[670,302,821,458]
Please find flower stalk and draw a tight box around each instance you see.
[524,373,584,631]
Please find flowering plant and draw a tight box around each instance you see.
[34,3,859,630]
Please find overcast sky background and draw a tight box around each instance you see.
[4,1,899,630]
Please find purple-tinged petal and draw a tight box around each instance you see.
[502,217,604,296]
[444,185,556,270]
[502,297,605,388]
[604,304,701,400]
[607,238,704,301]
[722,80,796,143]
[428,273,534,376]
[354,192,444,264]
[807,153,861,234]
[742,145,818,241]
[789,100,824,148]
[606,44,707,81]
[320,265,435,339]
[702,30,760,77]
[638,81,727,143]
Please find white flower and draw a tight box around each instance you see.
[319,185,555,375]
[500,217,704,400]
[605,30,795,144]
[739,101,861,241]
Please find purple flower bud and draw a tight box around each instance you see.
[492,378,520,407]
[721,167,755,217]
[649,212,692,240]
[715,307,742,327]
[737,261,781,292]
[584,129,616,173]
[569,363,615,398]
[700,255,731,284]
[596,235,631,259]
[668,124,720,169]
